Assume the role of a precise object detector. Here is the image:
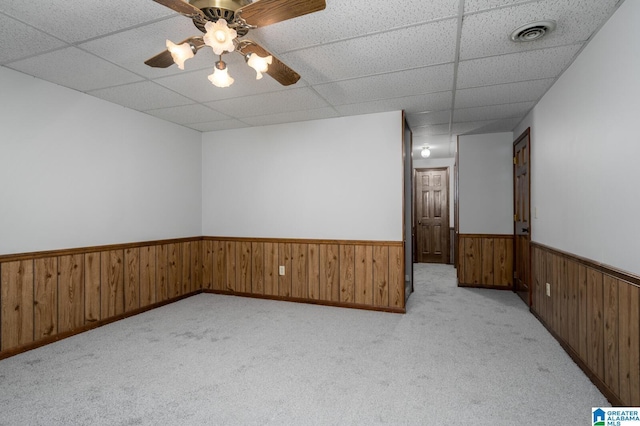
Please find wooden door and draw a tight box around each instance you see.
[415,168,449,263]
[513,129,531,305]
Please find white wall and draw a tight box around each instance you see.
[458,132,513,234]
[413,157,456,226]
[202,112,403,241]
[0,67,202,255]
[513,0,640,275]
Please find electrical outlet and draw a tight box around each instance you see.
[546,282,551,297]
[279,265,285,276]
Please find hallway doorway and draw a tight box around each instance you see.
[415,168,450,263]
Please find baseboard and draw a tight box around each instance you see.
[202,289,405,314]
[457,282,513,290]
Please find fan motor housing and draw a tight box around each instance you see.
[189,0,252,34]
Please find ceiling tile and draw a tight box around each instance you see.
[280,18,458,84]
[145,104,230,124]
[334,91,452,116]
[412,123,451,136]
[7,47,144,92]
[464,0,535,14]
[314,63,455,105]
[458,117,524,134]
[79,16,214,78]
[454,101,534,122]
[454,78,555,108]
[242,107,340,127]
[0,14,66,64]
[250,0,460,52]
[205,87,329,118]
[186,119,249,132]
[460,0,620,60]
[407,110,452,128]
[0,0,175,43]
[88,81,194,111]
[457,44,582,88]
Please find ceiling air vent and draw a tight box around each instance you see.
[510,20,556,42]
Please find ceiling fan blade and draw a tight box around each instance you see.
[241,42,300,86]
[145,36,205,68]
[145,50,175,68]
[153,0,206,20]
[239,0,326,28]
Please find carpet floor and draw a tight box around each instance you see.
[0,264,608,425]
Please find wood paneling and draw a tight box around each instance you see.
[236,241,251,294]
[156,244,169,302]
[251,242,265,295]
[58,255,84,333]
[587,268,604,380]
[373,246,389,307]
[319,244,338,302]
[191,241,202,292]
[457,235,513,288]
[34,258,57,339]
[139,246,156,308]
[531,242,640,407]
[0,237,404,358]
[388,246,404,308]
[292,244,307,299]
[0,238,203,357]
[339,245,354,303]
[355,245,373,305]
[101,250,124,319]
[167,243,180,298]
[125,248,140,313]
[225,241,236,292]
[1,260,34,351]
[264,242,278,296]
[85,252,101,324]
[618,282,640,406]
[307,244,320,300]
[199,237,403,312]
[603,276,619,395]
[181,242,191,295]
[202,240,214,290]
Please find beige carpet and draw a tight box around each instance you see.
[0,264,608,425]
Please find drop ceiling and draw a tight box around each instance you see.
[0,0,623,158]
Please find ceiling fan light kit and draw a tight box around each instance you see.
[166,39,196,69]
[146,0,326,88]
[208,59,234,87]
[203,19,237,55]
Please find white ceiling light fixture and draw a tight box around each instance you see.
[208,57,234,88]
[421,146,431,158]
[165,39,196,70]
[246,52,273,80]
[510,20,557,42]
[204,19,237,55]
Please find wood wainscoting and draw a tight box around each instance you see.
[457,234,514,289]
[201,237,405,313]
[0,238,203,359]
[531,243,640,406]
[1,237,404,359]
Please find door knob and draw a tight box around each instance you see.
[522,228,529,233]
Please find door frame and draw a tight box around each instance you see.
[513,128,532,306]
[413,167,450,264]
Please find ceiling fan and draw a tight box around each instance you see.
[145,0,326,87]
